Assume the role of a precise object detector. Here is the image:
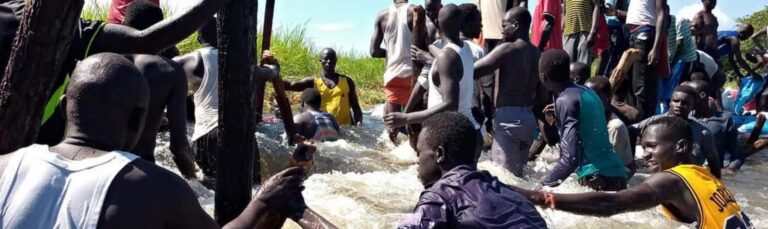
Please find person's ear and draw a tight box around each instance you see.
[700,91,707,100]
[435,145,446,164]
[675,138,689,156]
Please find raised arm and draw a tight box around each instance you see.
[92,0,231,55]
[371,11,387,58]
[517,172,680,217]
[474,44,507,79]
[542,94,583,187]
[347,79,364,125]
[283,77,314,92]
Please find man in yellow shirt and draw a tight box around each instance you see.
[513,116,754,229]
[283,48,363,125]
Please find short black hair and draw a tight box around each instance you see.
[647,116,693,151]
[674,84,698,99]
[540,50,571,82]
[689,71,709,82]
[687,80,711,98]
[197,17,218,48]
[123,0,163,30]
[507,7,531,31]
[422,112,478,164]
[459,3,480,22]
[301,88,322,108]
[570,62,589,85]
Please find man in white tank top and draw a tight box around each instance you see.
[385,4,480,139]
[0,53,327,228]
[371,0,414,140]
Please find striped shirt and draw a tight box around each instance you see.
[667,15,678,63]
[564,0,595,36]
[676,18,698,62]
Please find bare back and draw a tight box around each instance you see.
[495,40,542,107]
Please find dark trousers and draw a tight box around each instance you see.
[193,127,260,184]
[630,30,659,119]
[599,25,629,76]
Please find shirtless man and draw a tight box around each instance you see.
[384,4,481,137]
[371,0,414,139]
[425,0,442,43]
[693,0,720,59]
[716,23,757,81]
[514,116,754,228]
[282,48,363,126]
[0,53,334,228]
[294,88,341,142]
[473,7,547,177]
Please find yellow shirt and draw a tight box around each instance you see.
[314,75,353,125]
[661,164,754,229]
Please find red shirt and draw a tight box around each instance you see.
[108,0,160,24]
[531,0,563,51]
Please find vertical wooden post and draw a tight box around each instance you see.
[215,0,259,224]
[0,0,84,154]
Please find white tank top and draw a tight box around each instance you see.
[192,47,219,141]
[383,3,413,84]
[0,144,138,229]
[626,0,657,26]
[427,42,480,129]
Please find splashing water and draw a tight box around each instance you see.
[152,107,768,228]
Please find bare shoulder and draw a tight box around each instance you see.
[114,159,194,201]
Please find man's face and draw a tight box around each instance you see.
[501,14,518,41]
[319,51,337,72]
[425,0,442,21]
[669,91,694,117]
[416,129,442,186]
[641,125,681,173]
[702,0,716,10]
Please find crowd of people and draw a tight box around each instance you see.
[0,0,764,228]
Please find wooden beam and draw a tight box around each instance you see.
[215,0,259,224]
[0,0,84,154]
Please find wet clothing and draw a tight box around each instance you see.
[542,84,628,187]
[475,0,506,40]
[633,114,718,165]
[0,144,138,229]
[531,0,564,51]
[193,127,260,184]
[661,164,753,229]
[427,42,480,129]
[108,0,160,24]
[314,75,353,125]
[717,30,738,58]
[306,111,340,142]
[192,47,219,142]
[491,106,537,177]
[694,112,745,169]
[397,165,547,229]
[383,3,413,105]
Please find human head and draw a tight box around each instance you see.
[437,4,464,41]
[685,80,712,108]
[690,71,709,82]
[641,116,694,173]
[425,0,442,22]
[570,62,589,85]
[197,17,218,48]
[701,0,716,11]
[690,17,702,36]
[300,88,322,111]
[586,75,612,104]
[669,85,698,118]
[319,48,337,73]
[502,7,531,42]
[65,53,150,151]
[539,50,571,93]
[122,0,163,30]
[459,3,482,39]
[416,112,478,186]
[737,23,755,40]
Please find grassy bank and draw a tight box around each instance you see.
[81,5,387,109]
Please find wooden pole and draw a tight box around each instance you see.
[0,0,84,154]
[252,0,274,122]
[261,0,298,145]
[215,0,258,224]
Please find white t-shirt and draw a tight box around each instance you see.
[696,50,719,77]
[476,0,506,40]
[626,0,656,26]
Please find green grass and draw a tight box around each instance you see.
[81,5,386,109]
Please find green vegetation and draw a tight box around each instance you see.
[81,5,387,109]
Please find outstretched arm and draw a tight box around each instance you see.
[371,12,387,58]
[474,44,507,79]
[92,0,231,55]
[347,79,364,125]
[283,77,315,92]
[731,39,759,77]
[516,172,679,217]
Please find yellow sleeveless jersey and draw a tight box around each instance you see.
[661,164,754,229]
[314,75,352,125]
